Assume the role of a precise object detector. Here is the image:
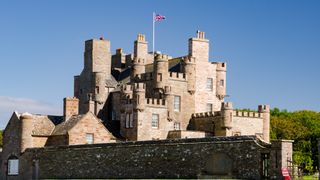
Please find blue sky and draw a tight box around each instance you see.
[0,1,320,128]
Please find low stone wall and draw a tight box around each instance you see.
[18,136,287,179]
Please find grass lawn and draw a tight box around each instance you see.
[303,175,318,180]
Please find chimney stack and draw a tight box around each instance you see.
[63,97,79,121]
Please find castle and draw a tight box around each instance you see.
[1,31,293,179]
[74,30,270,142]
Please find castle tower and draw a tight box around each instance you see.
[153,54,169,89]
[131,57,146,81]
[216,62,227,100]
[183,56,196,94]
[63,97,79,121]
[134,34,148,59]
[188,31,209,62]
[84,38,111,74]
[20,112,33,152]
[133,83,146,111]
[258,105,270,142]
[221,102,233,129]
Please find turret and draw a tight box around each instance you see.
[258,105,270,142]
[84,38,111,74]
[221,102,233,129]
[93,72,106,103]
[164,86,173,121]
[215,62,227,100]
[183,56,196,94]
[188,31,209,62]
[154,54,169,89]
[131,57,146,81]
[20,112,33,152]
[133,83,145,111]
[134,34,148,59]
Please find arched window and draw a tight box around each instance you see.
[7,155,19,175]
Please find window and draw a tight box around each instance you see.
[95,86,100,94]
[219,79,224,87]
[129,113,134,128]
[151,114,159,128]
[125,113,130,128]
[112,110,116,121]
[174,122,180,130]
[8,157,19,175]
[206,103,213,112]
[174,96,180,112]
[207,78,213,91]
[86,133,94,144]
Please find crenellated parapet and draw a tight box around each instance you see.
[146,98,166,107]
[233,111,262,118]
[191,111,220,118]
[169,72,186,81]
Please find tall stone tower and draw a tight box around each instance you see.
[74,38,113,115]
[189,31,224,112]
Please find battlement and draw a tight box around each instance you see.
[212,62,227,71]
[146,98,166,107]
[192,111,220,118]
[133,83,145,91]
[258,105,270,113]
[169,72,186,81]
[221,102,233,110]
[155,53,169,61]
[183,56,196,64]
[132,57,145,64]
[233,111,262,118]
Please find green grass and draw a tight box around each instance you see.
[303,175,318,180]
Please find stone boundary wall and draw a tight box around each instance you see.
[18,136,285,179]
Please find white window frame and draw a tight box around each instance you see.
[8,158,19,175]
[151,114,159,128]
[173,96,181,112]
[207,78,213,91]
[174,122,180,130]
[206,103,213,112]
[86,133,94,144]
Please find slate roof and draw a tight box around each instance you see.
[25,114,63,136]
[51,114,86,136]
[105,75,118,87]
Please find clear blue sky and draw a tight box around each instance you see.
[0,1,320,128]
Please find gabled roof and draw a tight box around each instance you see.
[8,113,64,136]
[51,114,86,136]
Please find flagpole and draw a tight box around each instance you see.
[152,12,155,59]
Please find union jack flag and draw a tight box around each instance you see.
[155,14,166,21]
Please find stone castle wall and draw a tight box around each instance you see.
[17,136,290,179]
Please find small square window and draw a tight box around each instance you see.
[220,79,224,87]
[152,114,159,128]
[207,78,213,91]
[86,133,94,144]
